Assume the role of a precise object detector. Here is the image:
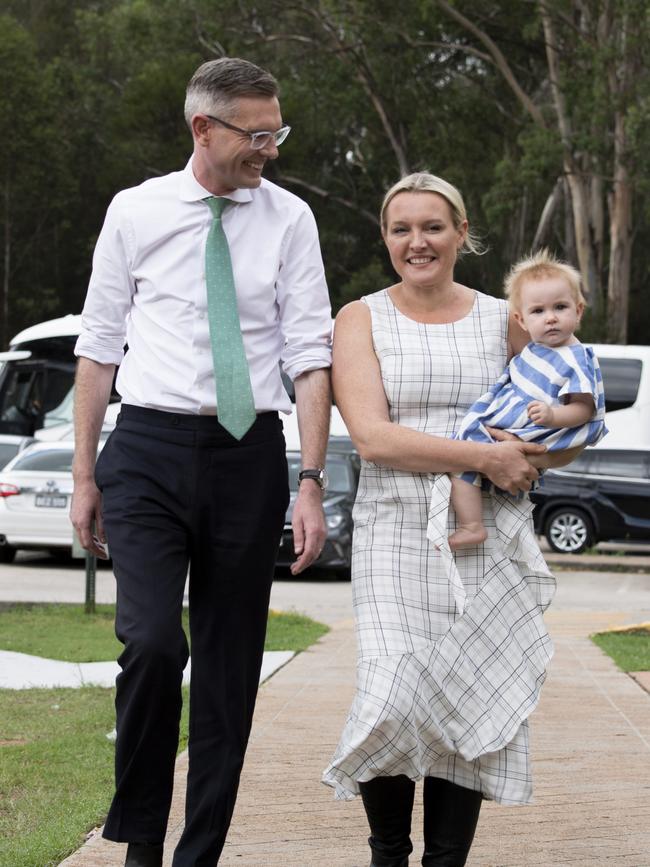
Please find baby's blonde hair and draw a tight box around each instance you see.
[504,248,586,311]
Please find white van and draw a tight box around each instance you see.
[0,314,347,445]
[0,315,84,438]
[590,344,650,447]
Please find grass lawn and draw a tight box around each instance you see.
[0,603,328,867]
[591,624,650,672]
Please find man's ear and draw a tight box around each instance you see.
[191,114,212,146]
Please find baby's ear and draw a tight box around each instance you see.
[513,310,528,332]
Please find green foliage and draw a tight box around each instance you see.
[592,627,650,673]
[336,258,393,310]
[265,609,329,652]
[0,602,328,659]
[0,687,119,867]
[0,0,648,342]
[0,600,327,865]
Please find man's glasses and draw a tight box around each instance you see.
[205,114,291,150]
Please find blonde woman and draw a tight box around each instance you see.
[323,174,570,867]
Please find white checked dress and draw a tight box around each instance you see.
[322,288,556,805]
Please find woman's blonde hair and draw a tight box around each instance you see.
[504,249,586,311]
[380,172,484,255]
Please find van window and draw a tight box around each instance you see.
[598,358,642,412]
[590,450,650,479]
[557,452,595,474]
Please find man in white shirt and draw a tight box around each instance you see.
[71,58,332,867]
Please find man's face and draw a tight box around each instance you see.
[194,96,283,194]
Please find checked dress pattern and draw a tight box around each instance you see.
[322,289,556,805]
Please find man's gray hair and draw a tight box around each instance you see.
[184,57,279,129]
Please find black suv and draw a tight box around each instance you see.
[278,437,360,574]
[530,447,650,554]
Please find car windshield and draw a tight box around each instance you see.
[11,449,74,472]
[287,454,352,493]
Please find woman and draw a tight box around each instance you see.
[322,173,564,867]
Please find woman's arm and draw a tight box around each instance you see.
[333,301,546,494]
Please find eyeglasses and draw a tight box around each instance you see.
[204,114,291,150]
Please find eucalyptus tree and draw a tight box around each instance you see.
[436,0,650,342]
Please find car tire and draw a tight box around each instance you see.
[0,544,16,564]
[544,507,595,554]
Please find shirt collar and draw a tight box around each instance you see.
[178,156,253,204]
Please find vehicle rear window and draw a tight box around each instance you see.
[598,357,642,412]
[12,450,74,472]
[0,443,19,468]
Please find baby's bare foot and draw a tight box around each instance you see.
[448,525,488,551]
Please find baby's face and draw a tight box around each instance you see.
[513,276,584,348]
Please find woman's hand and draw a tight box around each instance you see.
[480,441,547,495]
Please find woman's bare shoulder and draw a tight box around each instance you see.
[334,300,371,330]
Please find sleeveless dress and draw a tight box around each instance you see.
[322,288,556,805]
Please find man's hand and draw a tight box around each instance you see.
[290,480,327,575]
[70,477,109,559]
[527,400,554,426]
[480,440,547,495]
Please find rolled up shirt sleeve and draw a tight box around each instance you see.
[74,192,136,365]
[277,205,332,381]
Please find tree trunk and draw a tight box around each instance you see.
[540,3,601,306]
[607,119,632,344]
[2,179,10,350]
[532,176,562,250]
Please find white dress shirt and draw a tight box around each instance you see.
[75,158,332,415]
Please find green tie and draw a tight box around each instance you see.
[204,196,256,439]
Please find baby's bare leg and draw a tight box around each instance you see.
[448,476,488,550]
[529,444,584,471]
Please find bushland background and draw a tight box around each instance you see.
[1,0,649,347]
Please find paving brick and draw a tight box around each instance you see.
[60,610,650,867]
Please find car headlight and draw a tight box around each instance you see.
[326,512,345,530]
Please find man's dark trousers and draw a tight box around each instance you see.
[96,405,289,866]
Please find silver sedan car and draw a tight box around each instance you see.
[0,441,77,562]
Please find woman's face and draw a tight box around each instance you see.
[382,191,467,289]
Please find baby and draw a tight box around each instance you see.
[448,249,607,550]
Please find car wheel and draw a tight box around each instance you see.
[544,507,594,554]
[0,544,16,564]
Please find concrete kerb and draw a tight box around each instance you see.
[0,650,294,691]
[544,552,650,574]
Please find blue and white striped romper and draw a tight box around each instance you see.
[456,342,607,485]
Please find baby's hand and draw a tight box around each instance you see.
[528,400,554,426]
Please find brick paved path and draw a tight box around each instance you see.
[61,609,650,867]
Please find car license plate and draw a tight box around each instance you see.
[35,494,68,508]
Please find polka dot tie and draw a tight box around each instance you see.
[204,197,256,439]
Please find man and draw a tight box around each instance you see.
[71,58,332,867]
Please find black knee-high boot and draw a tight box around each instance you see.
[359,775,415,867]
[421,777,482,867]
